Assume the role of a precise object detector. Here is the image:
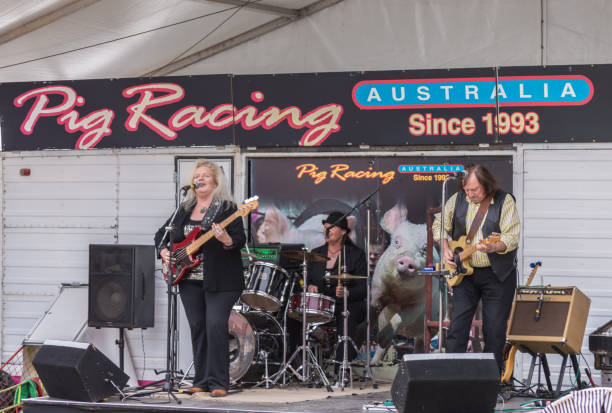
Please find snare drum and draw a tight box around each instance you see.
[241,262,289,312]
[288,293,335,323]
[228,311,283,384]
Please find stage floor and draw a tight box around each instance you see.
[23,381,542,413]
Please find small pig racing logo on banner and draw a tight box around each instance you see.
[352,75,594,109]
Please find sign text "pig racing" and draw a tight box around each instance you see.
[13,84,344,149]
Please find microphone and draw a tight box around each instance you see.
[453,170,468,178]
[535,293,544,321]
[180,183,200,191]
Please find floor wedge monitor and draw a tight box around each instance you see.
[391,353,499,413]
[32,340,129,402]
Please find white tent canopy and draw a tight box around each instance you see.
[1,0,612,82]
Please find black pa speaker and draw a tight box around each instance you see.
[391,353,499,413]
[32,340,129,402]
[88,244,154,328]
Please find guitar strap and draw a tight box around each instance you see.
[200,200,221,231]
[466,195,492,243]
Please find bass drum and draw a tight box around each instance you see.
[228,311,283,384]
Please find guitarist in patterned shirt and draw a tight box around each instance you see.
[432,164,520,373]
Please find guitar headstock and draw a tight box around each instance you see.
[530,261,542,269]
[238,196,259,217]
[524,260,542,286]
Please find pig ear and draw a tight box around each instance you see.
[266,206,290,233]
[381,203,407,233]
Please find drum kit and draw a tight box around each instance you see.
[227,248,367,391]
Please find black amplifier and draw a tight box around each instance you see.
[589,319,612,370]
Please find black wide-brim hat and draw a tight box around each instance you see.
[322,211,350,232]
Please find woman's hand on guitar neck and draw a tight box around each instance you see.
[160,248,175,263]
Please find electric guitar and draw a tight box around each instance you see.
[501,261,542,384]
[162,196,259,285]
[444,233,501,287]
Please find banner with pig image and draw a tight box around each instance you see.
[249,155,513,356]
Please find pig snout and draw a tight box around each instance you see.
[396,256,417,278]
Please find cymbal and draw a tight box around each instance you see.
[280,250,330,262]
[326,273,367,280]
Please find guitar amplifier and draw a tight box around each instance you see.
[242,243,305,270]
[506,286,590,355]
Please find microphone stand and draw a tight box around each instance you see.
[435,174,462,352]
[132,189,189,403]
[326,185,382,235]
[327,186,381,388]
[360,198,378,389]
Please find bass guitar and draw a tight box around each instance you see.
[501,260,542,384]
[162,196,259,285]
[445,233,501,287]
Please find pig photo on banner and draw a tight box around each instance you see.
[248,156,513,355]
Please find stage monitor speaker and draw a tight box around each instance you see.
[391,353,499,413]
[88,244,154,328]
[32,340,129,402]
[506,286,590,354]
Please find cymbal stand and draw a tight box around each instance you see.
[334,278,360,391]
[272,253,332,392]
[268,275,297,386]
[254,350,274,389]
[360,199,378,389]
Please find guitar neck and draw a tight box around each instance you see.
[459,244,479,261]
[524,264,541,287]
[185,210,241,255]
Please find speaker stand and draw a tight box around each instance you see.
[116,327,125,371]
[523,348,584,397]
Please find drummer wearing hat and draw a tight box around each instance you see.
[307,211,367,372]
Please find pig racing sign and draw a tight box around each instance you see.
[1,65,611,150]
[250,155,513,350]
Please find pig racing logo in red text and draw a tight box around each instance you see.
[13,84,344,149]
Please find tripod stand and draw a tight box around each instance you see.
[320,187,381,389]
[271,250,332,392]
[326,272,366,391]
[132,192,189,403]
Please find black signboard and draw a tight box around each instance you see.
[1,64,611,150]
[0,75,233,151]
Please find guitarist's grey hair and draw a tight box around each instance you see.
[182,159,234,211]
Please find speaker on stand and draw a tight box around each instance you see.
[88,244,155,370]
[505,286,591,395]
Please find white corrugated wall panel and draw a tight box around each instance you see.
[117,154,178,380]
[520,147,612,387]
[1,149,237,380]
[1,155,119,360]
